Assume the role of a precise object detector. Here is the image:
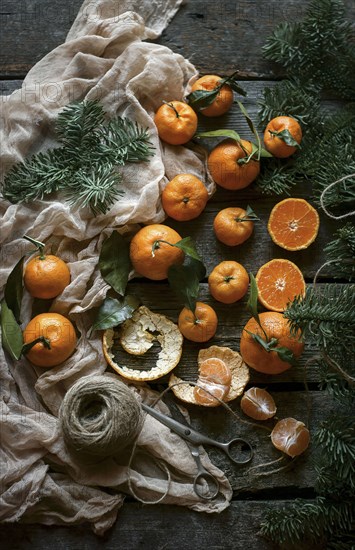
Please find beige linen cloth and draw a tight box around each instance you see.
[0,0,232,535]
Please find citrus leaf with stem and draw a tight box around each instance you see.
[236,100,273,160]
[195,129,242,142]
[168,256,206,311]
[269,128,301,148]
[4,257,24,323]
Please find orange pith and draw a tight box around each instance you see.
[129,224,184,281]
[161,174,209,221]
[154,101,198,145]
[240,387,277,420]
[268,198,320,251]
[271,418,310,457]
[23,313,77,367]
[255,259,306,312]
[190,75,234,117]
[194,357,232,406]
[178,302,218,343]
[24,255,71,299]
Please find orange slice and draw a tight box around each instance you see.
[240,387,277,420]
[268,198,320,251]
[255,259,306,312]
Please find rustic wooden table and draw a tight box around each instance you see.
[1,1,353,548]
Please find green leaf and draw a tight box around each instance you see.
[195,129,241,142]
[0,300,23,360]
[246,274,262,328]
[99,231,131,296]
[224,77,247,97]
[173,237,202,261]
[4,257,24,323]
[270,344,299,367]
[92,295,140,331]
[235,205,260,222]
[187,89,220,111]
[269,128,301,148]
[168,257,205,311]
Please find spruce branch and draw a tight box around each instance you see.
[322,223,355,282]
[1,100,154,215]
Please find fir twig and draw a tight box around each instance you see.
[2,100,154,215]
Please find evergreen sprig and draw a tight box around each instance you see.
[2,100,154,215]
[323,223,355,282]
[256,0,355,201]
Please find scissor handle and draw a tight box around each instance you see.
[191,448,219,500]
[216,438,254,465]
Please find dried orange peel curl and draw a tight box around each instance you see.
[169,345,249,407]
[102,306,183,382]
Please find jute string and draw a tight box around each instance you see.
[59,375,143,457]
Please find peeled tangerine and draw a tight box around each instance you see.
[240,387,277,421]
[271,418,310,458]
[169,345,249,407]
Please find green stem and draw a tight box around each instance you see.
[24,235,46,260]
[22,336,51,356]
[163,101,180,118]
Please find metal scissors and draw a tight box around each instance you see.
[141,402,253,500]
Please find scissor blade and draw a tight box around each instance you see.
[141,403,194,439]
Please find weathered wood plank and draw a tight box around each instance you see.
[0,500,319,550]
[1,1,354,78]
[115,282,330,384]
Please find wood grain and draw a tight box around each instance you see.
[0,500,318,550]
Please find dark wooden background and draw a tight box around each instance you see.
[1,0,353,548]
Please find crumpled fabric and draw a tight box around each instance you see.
[0,0,232,535]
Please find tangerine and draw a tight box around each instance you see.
[161,174,209,221]
[271,418,310,457]
[264,116,302,158]
[24,254,71,299]
[208,261,249,304]
[130,224,184,281]
[240,387,277,420]
[268,198,320,251]
[214,207,254,246]
[178,302,218,343]
[154,101,198,145]
[190,75,234,117]
[208,139,260,190]
[240,312,304,374]
[23,313,77,367]
[194,357,232,407]
[255,259,306,312]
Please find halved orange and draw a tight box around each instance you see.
[255,259,306,312]
[268,198,320,251]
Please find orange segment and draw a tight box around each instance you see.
[255,259,306,312]
[271,418,310,457]
[194,357,232,407]
[240,387,277,420]
[268,198,320,251]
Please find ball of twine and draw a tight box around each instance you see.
[59,375,143,458]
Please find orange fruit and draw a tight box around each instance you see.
[208,261,249,304]
[24,254,70,299]
[194,357,232,407]
[208,139,260,190]
[271,418,310,457]
[240,387,277,420]
[255,259,306,312]
[161,174,209,221]
[264,116,302,158]
[268,198,320,251]
[213,207,254,246]
[240,312,304,374]
[190,75,234,117]
[178,302,218,343]
[130,224,184,281]
[154,101,198,145]
[23,313,77,367]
